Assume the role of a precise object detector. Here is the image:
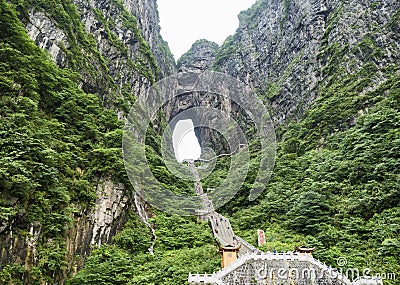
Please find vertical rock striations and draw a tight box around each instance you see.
[164,40,241,153]
[212,0,333,125]
[22,0,175,109]
[123,0,176,76]
[1,0,175,283]
[212,0,400,127]
[171,0,399,162]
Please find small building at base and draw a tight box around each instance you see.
[219,244,241,269]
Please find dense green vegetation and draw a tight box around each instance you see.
[0,3,213,284]
[67,213,220,285]
[10,0,158,109]
[1,0,399,284]
[229,83,399,281]
[0,0,172,283]
[222,3,400,283]
[0,1,130,283]
[208,1,400,284]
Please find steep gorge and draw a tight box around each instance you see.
[0,0,399,284]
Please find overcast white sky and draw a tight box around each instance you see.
[172,120,202,162]
[157,0,256,60]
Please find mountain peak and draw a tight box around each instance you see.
[177,39,219,72]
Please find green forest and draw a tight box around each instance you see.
[1,0,399,284]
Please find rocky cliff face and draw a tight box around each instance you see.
[177,39,218,72]
[213,0,328,125]
[1,0,174,283]
[177,0,399,129]
[66,180,129,269]
[24,0,175,109]
[123,0,175,76]
[2,0,399,283]
[164,40,246,154]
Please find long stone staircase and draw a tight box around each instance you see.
[186,161,383,285]
[187,161,257,256]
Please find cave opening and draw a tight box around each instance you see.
[172,119,201,162]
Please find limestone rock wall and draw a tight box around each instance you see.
[24,0,175,108]
[164,0,400,162]
[0,0,174,282]
[66,179,131,271]
[213,0,332,125]
[164,40,239,153]
[213,0,400,126]
[123,0,176,76]
[0,179,133,282]
[26,11,69,68]
[177,39,219,73]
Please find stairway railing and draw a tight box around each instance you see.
[187,162,382,285]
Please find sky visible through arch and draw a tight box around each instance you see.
[158,0,256,161]
[172,119,202,162]
[157,0,257,60]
